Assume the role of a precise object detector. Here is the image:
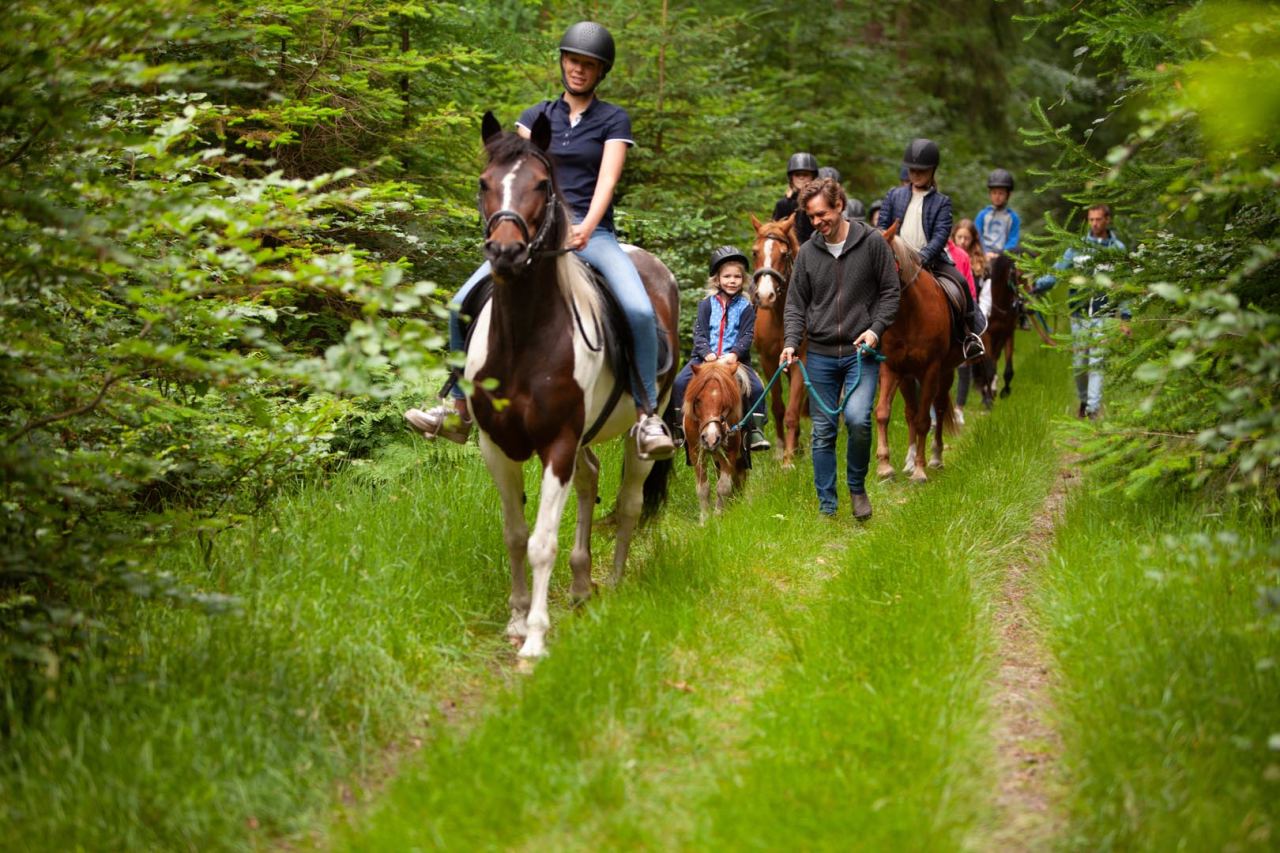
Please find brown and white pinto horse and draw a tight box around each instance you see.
[974,254,1026,408]
[749,212,807,467]
[466,111,678,659]
[682,360,748,520]
[874,223,963,482]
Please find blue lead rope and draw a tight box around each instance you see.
[728,343,885,432]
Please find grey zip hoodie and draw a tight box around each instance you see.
[783,220,900,358]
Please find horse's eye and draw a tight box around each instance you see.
[478,178,490,193]
[537,179,551,193]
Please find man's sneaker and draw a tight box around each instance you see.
[632,414,676,461]
[962,332,986,361]
[851,492,873,521]
[1076,402,1088,419]
[405,403,472,444]
[746,412,771,452]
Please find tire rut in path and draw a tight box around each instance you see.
[988,461,1077,850]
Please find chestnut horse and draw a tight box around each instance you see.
[874,223,962,482]
[749,212,807,467]
[682,360,748,520]
[974,254,1028,408]
[466,111,678,659]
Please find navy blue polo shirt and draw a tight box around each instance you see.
[516,97,635,233]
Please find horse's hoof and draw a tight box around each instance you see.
[517,636,547,659]
[506,616,529,639]
[877,464,895,480]
[927,459,943,470]
[999,387,1012,398]
[910,471,929,484]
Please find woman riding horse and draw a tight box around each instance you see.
[406,21,675,461]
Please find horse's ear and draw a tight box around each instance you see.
[482,111,502,144]
[530,113,552,152]
[884,220,900,241]
[691,362,704,374]
[781,212,796,230]
[750,213,763,231]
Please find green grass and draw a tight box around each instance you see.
[1038,485,1280,850]
[0,440,517,850]
[337,344,1074,850]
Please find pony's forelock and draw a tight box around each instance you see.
[685,361,743,417]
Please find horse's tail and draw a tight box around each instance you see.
[937,382,959,435]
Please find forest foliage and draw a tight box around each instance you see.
[2,0,1275,696]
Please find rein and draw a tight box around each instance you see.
[791,344,886,419]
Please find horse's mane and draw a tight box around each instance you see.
[685,360,742,416]
[885,231,923,283]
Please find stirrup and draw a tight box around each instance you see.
[962,333,986,361]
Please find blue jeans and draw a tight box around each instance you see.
[446,227,658,409]
[1071,315,1106,414]
[806,350,881,514]
[671,359,766,427]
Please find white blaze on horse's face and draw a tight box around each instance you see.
[499,157,525,213]
[756,238,778,306]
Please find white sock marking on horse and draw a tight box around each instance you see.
[500,158,525,212]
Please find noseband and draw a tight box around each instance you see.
[751,234,792,303]
[479,149,570,265]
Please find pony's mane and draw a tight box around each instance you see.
[685,360,742,416]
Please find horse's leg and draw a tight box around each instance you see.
[568,447,600,604]
[478,436,530,640]
[610,437,653,586]
[901,376,930,483]
[763,350,786,451]
[520,444,578,659]
[1001,335,1015,397]
[715,455,735,514]
[782,362,804,469]
[930,370,954,470]
[694,450,711,523]
[875,365,898,479]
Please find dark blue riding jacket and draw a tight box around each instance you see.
[876,185,953,268]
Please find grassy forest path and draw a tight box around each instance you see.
[325,343,1076,850]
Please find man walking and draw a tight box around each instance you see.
[1034,204,1131,419]
[781,177,899,520]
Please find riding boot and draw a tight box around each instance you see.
[746,411,770,452]
[669,409,686,448]
[963,298,986,361]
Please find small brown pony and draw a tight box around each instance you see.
[875,222,963,482]
[749,212,807,467]
[682,360,748,519]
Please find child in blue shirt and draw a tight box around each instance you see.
[671,246,769,451]
[975,168,1022,262]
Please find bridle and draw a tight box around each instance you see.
[479,148,571,266]
[750,233,793,304]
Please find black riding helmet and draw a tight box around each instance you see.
[817,165,841,183]
[787,152,819,176]
[559,21,615,93]
[844,198,866,221]
[902,138,941,170]
[709,245,750,277]
[987,168,1015,190]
